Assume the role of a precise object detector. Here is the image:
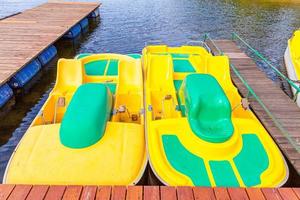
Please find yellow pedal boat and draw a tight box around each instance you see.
[143,45,288,187]
[4,54,147,185]
[285,30,300,106]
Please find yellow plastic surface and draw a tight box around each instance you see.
[288,30,300,79]
[5,54,146,185]
[143,45,288,187]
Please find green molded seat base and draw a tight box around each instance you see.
[162,134,269,187]
[182,74,234,143]
[60,83,112,148]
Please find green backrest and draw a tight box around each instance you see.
[182,74,234,143]
[60,83,112,148]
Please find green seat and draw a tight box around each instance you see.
[183,74,234,143]
[60,83,112,148]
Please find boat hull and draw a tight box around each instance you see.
[4,54,147,185]
[284,37,300,107]
[144,45,288,187]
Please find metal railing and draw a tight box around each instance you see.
[203,33,300,154]
[231,32,300,100]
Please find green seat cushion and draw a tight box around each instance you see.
[76,53,92,59]
[105,83,116,94]
[173,59,195,72]
[162,135,211,186]
[183,74,234,143]
[173,80,185,116]
[173,80,183,91]
[233,134,269,186]
[84,60,107,75]
[171,54,189,58]
[60,83,112,148]
[127,54,141,59]
[106,60,119,75]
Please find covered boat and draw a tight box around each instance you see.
[4,54,146,185]
[285,30,300,106]
[143,45,288,187]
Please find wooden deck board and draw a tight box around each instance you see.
[79,186,97,200]
[7,185,31,200]
[208,40,300,174]
[1,185,298,200]
[0,2,100,85]
[26,185,49,200]
[95,186,111,200]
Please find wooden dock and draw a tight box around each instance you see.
[0,1,100,85]
[0,185,299,200]
[207,40,300,175]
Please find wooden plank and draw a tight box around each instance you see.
[0,185,299,200]
[213,188,230,200]
[80,186,97,200]
[126,186,143,200]
[144,186,160,200]
[111,186,126,200]
[26,185,49,200]
[208,40,300,173]
[62,186,83,200]
[193,187,216,200]
[160,186,177,200]
[246,188,265,200]
[44,186,66,200]
[277,188,299,200]
[0,185,15,200]
[7,185,31,200]
[0,2,100,86]
[293,188,300,199]
[261,188,283,200]
[95,186,111,200]
[227,188,249,200]
[177,186,194,200]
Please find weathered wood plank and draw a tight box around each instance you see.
[126,186,143,200]
[193,187,216,200]
[111,186,126,200]
[293,188,300,199]
[95,186,111,200]
[261,188,283,200]
[160,186,176,200]
[1,185,300,200]
[227,188,249,200]
[277,188,299,200]
[26,185,49,200]
[0,185,15,200]
[62,186,83,200]
[44,186,66,200]
[176,186,194,200]
[0,2,100,86]
[144,186,160,200]
[245,188,265,200]
[80,186,97,200]
[7,185,31,200]
[213,188,230,200]
[208,40,300,173]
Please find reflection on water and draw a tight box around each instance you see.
[0,0,299,181]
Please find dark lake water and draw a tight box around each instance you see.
[0,0,300,181]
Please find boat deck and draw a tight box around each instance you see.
[0,185,299,200]
[0,1,100,85]
[207,40,300,175]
